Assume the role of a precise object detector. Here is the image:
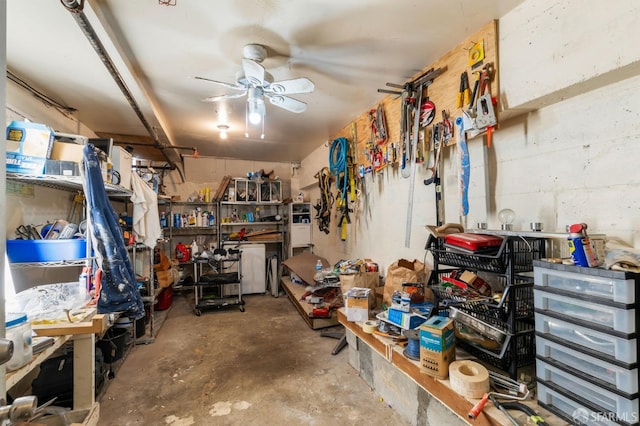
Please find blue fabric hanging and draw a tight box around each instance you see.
[83,144,145,319]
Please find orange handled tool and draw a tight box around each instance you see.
[468,393,490,420]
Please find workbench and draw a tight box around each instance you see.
[281,277,339,329]
[5,308,109,426]
[338,310,566,426]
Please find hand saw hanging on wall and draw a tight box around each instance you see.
[378,67,444,180]
[455,116,470,218]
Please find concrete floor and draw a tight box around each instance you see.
[98,290,409,426]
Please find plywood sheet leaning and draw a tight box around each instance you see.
[213,175,233,202]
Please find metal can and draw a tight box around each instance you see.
[567,223,598,267]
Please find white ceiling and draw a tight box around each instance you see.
[6,0,524,165]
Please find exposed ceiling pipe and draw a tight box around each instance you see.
[59,0,185,182]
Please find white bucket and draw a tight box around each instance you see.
[6,312,32,371]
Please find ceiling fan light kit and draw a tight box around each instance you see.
[197,43,315,140]
[247,87,265,125]
[217,124,229,139]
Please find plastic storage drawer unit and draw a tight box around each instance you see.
[536,335,639,396]
[537,382,625,426]
[535,312,637,366]
[537,359,639,419]
[534,289,636,335]
[534,263,636,305]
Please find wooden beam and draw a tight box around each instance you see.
[94,132,166,162]
[94,132,155,144]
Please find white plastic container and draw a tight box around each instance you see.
[534,265,636,304]
[5,312,33,371]
[537,359,639,417]
[537,383,620,426]
[536,335,638,395]
[535,312,637,364]
[534,289,636,334]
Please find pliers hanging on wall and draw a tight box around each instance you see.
[456,71,470,109]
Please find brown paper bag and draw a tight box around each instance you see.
[340,272,380,308]
[382,259,428,307]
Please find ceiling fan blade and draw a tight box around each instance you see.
[266,94,307,113]
[195,76,244,90]
[265,77,315,95]
[201,91,247,102]
[242,58,265,86]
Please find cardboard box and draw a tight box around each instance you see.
[387,308,428,329]
[111,146,132,189]
[344,287,371,322]
[6,121,54,174]
[419,316,456,379]
[50,140,85,163]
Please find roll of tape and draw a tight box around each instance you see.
[449,360,490,399]
[362,320,378,334]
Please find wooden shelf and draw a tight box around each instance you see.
[339,310,560,426]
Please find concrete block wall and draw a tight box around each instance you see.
[499,0,640,116]
[295,0,640,270]
[345,329,466,426]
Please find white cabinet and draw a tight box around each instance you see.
[222,243,266,295]
[288,202,312,258]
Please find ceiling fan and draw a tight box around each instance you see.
[196,44,315,115]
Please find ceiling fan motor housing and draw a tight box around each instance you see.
[243,44,267,63]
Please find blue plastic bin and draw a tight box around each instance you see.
[6,239,87,263]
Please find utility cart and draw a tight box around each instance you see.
[193,247,245,315]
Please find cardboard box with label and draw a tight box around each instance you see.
[419,316,456,379]
[344,287,371,322]
[6,121,55,174]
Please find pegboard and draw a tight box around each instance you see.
[331,20,498,170]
